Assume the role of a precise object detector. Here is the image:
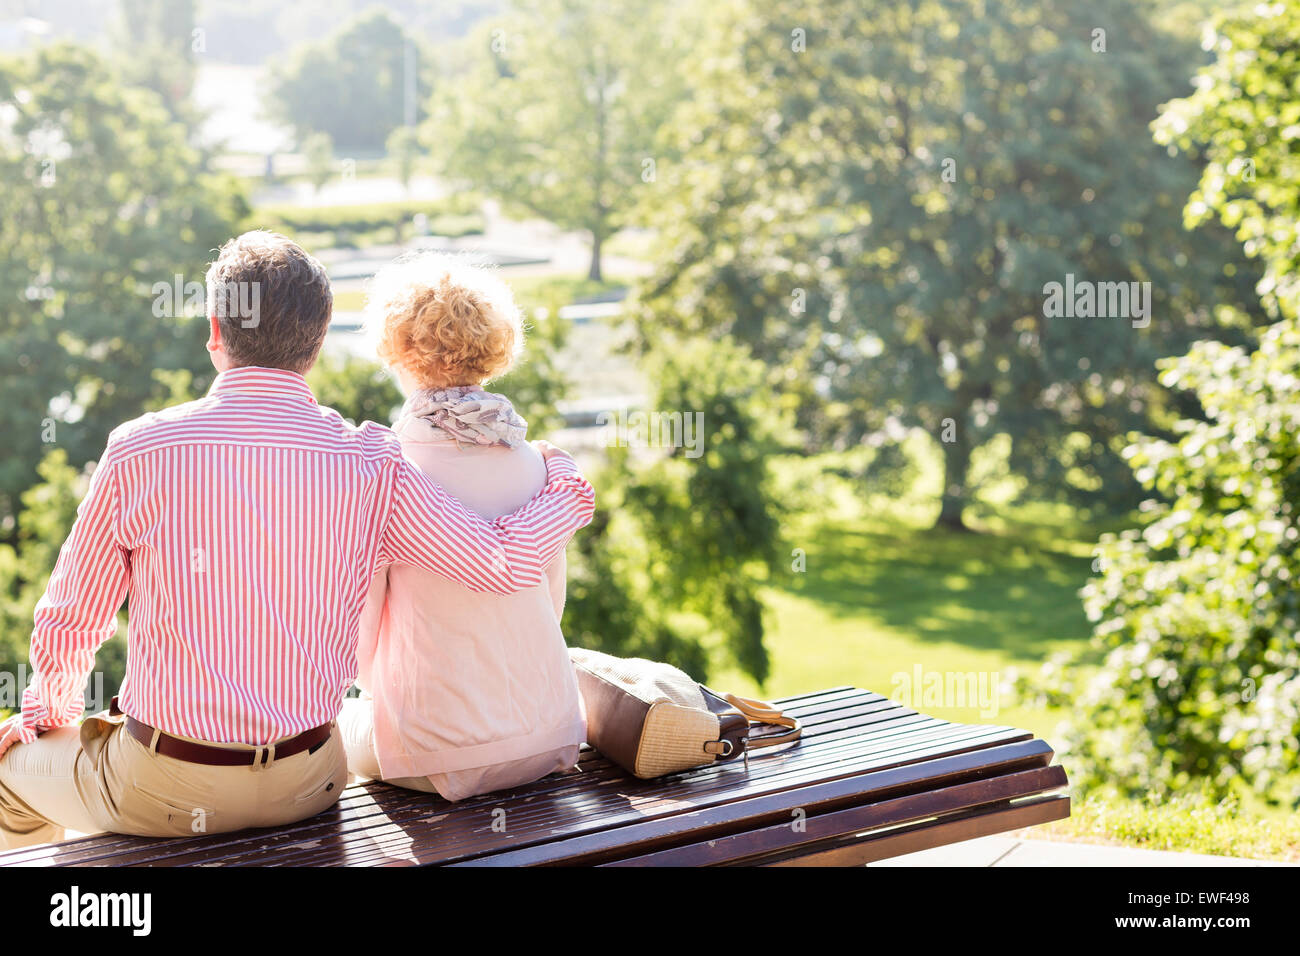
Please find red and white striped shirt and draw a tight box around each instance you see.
[17,367,595,746]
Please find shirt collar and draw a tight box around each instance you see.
[208,366,318,405]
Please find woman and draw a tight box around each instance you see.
[338,253,585,802]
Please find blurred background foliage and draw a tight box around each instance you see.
[1,0,1298,847]
[267,8,434,154]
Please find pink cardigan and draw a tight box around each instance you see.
[354,415,586,798]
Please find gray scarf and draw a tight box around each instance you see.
[396,385,528,448]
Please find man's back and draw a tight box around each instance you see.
[94,367,400,744]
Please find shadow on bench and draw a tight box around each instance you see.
[0,687,1069,866]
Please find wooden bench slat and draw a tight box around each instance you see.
[758,795,1073,867]
[455,742,1061,867]
[48,718,1026,866]
[598,765,1070,867]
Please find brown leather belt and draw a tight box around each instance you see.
[123,715,333,767]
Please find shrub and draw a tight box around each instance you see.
[1046,320,1300,803]
[1036,3,1300,805]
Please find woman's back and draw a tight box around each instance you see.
[352,421,585,801]
[342,252,587,801]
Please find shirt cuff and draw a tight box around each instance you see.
[14,722,39,745]
[18,682,77,740]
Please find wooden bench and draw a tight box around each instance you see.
[0,686,1069,866]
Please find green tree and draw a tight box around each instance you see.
[565,338,788,682]
[1154,1,1300,326]
[427,0,695,280]
[267,8,429,154]
[302,131,335,195]
[0,43,248,532]
[1040,2,1300,803]
[636,0,1265,529]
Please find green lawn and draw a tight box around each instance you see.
[1018,791,1300,861]
[709,501,1096,745]
[508,274,631,309]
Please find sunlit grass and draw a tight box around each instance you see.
[709,445,1100,740]
[508,274,632,308]
[709,520,1096,743]
[1017,791,1300,862]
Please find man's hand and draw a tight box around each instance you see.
[0,715,27,760]
[532,439,564,460]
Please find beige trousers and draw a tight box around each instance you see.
[338,697,439,795]
[0,711,348,850]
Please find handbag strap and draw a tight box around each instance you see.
[720,691,802,750]
[723,692,784,720]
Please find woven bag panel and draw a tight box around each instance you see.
[635,701,721,777]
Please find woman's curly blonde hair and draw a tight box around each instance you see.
[366,253,524,389]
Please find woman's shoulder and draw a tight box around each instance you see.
[400,435,547,518]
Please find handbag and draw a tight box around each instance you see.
[570,647,801,779]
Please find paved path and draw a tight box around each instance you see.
[870,834,1295,867]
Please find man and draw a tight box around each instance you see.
[0,232,595,848]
